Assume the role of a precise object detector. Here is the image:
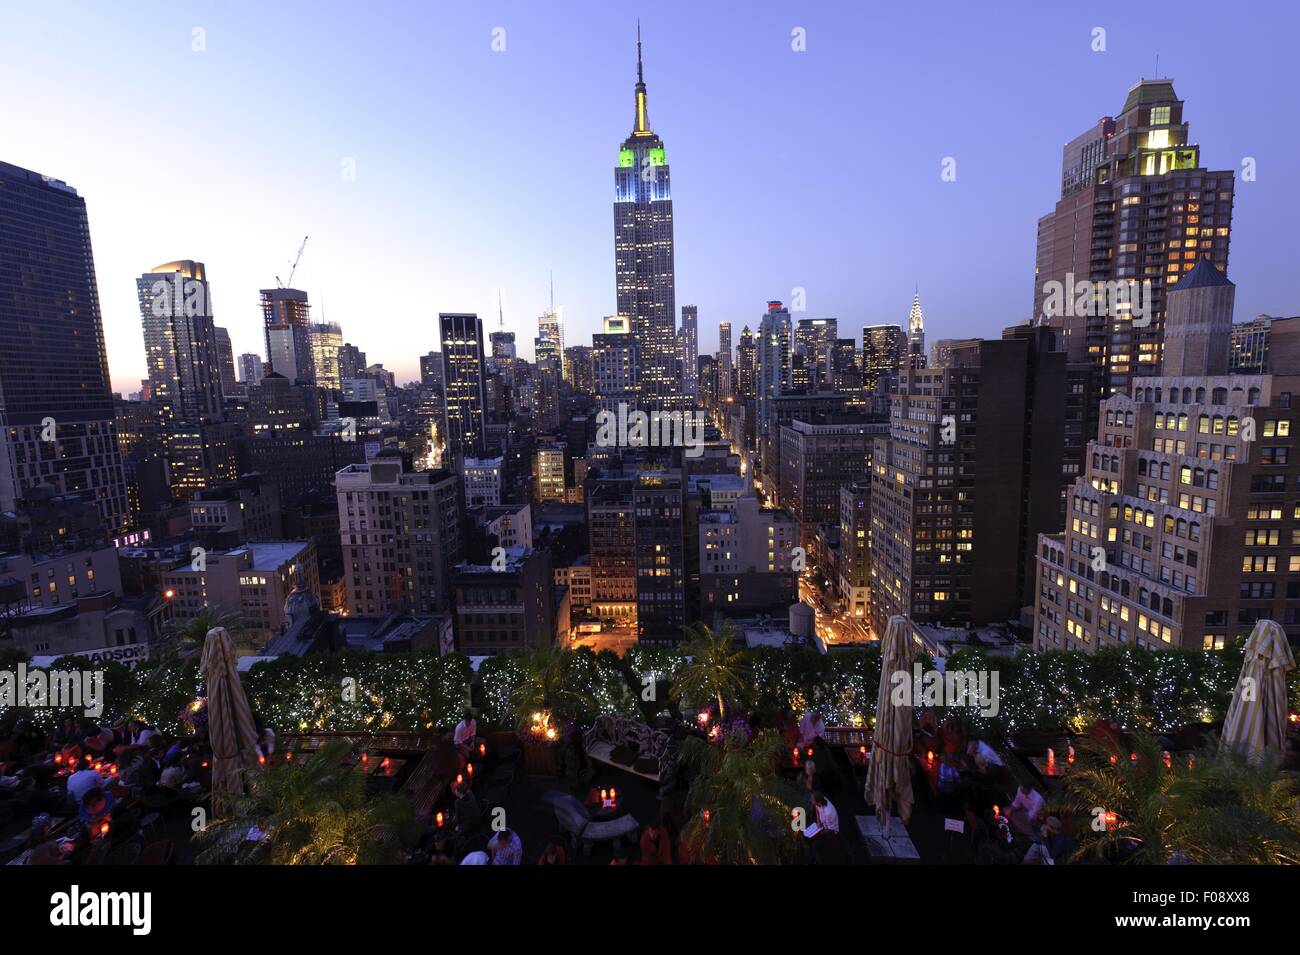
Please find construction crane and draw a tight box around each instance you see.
[275,235,309,289]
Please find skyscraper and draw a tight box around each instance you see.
[214,326,238,398]
[757,301,792,424]
[337,456,463,616]
[862,324,905,393]
[718,321,733,400]
[419,351,444,392]
[870,328,1072,636]
[795,318,838,386]
[1034,78,1234,397]
[736,325,756,399]
[614,25,679,409]
[0,161,129,531]
[593,314,639,414]
[261,287,313,384]
[678,305,698,400]
[238,353,264,387]
[1032,265,1300,652]
[634,467,685,642]
[439,312,487,463]
[538,295,565,379]
[906,293,926,370]
[137,260,225,425]
[137,260,236,496]
[307,322,343,390]
[533,334,562,428]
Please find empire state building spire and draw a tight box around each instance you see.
[633,20,651,136]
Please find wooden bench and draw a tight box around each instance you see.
[400,749,450,820]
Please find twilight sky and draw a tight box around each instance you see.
[2,0,1296,395]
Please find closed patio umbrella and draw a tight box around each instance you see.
[865,615,917,833]
[1220,618,1295,764]
[199,627,260,814]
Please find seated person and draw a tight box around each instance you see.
[119,720,158,752]
[486,827,523,866]
[1007,783,1046,835]
[81,725,117,756]
[451,781,482,834]
[639,819,673,865]
[255,727,276,759]
[966,738,1004,773]
[66,766,109,806]
[797,709,826,747]
[124,737,168,789]
[79,787,116,835]
[426,833,456,865]
[537,839,567,866]
[453,710,478,758]
[1022,816,1074,865]
[812,791,839,834]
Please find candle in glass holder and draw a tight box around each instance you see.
[1067,744,1075,765]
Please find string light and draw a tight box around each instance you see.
[0,641,1291,741]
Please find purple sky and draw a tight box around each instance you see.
[2,0,1296,395]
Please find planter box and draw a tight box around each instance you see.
[521,738,560,776]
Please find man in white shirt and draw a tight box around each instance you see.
[812,791,840,833]
[798,709,826,747]
[453,710,477,757]
[66,768,108,805]
[1008,783,1046,835]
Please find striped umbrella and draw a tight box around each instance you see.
[199,627,259,814]
[866,615,917,834]
[1220,619,1295,764]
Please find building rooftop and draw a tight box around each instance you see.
[1171,257,1233,290]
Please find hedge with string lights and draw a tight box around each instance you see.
[2,642,1294,737]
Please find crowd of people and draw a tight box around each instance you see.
[0,716,210,865]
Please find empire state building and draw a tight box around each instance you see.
[613,25,680,410]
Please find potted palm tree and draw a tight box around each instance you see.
[154,607,250,674]
[670,621,747,723]
[510,648,592,776]
[194,738,418,864]
[1059,732,1300,863]
[679,729,804,864]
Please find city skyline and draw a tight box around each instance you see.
[3,2,1297,396]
